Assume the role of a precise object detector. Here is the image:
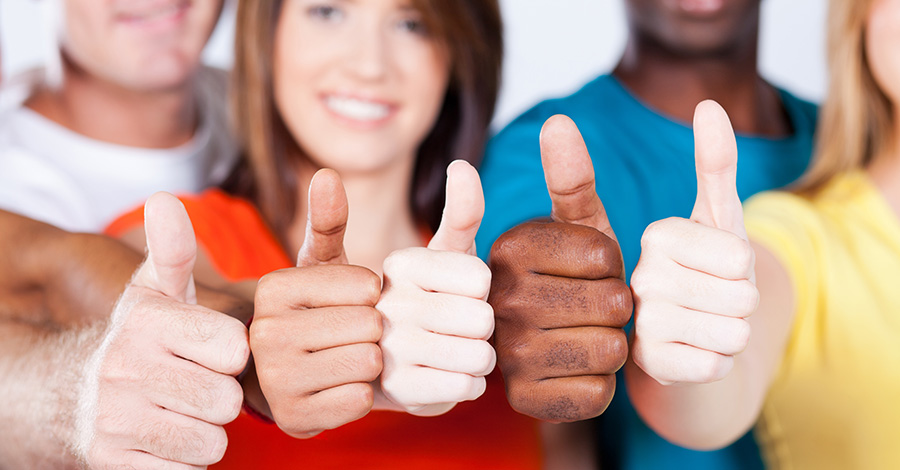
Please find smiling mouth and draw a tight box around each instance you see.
[325,95,393,122]
[117,1,190,25]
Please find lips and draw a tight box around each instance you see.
[324,95,393,122]
[116,0,190,25]
[671,0,725,16]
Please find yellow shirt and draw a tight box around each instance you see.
[745,171,900,470]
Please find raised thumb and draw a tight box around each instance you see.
[540,114,617,241]
[133,192,198,304]
[296,168,350,267]
[690,100,747,239]
[427,160,484,255]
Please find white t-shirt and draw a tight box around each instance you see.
[0,66,238,233]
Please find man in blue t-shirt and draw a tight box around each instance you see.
[478,0,817,468]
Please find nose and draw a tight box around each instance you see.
[344,23,389,81]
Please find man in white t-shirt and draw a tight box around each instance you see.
[0,0,236,232]
[0,1,245,467]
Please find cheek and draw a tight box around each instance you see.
[866,0,900,105]
[402,52,451,134]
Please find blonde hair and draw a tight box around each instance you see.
[795,0,895,194]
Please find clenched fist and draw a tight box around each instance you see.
[76,193,250,469]
[252,169,384,438]
[490,116,632,422]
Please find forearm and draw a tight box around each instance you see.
[624,356,767,450]
[0,318,105,469]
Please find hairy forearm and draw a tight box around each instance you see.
[0,318,106,469]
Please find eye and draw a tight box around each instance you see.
[307,4,345,23]
[396,16,428,36]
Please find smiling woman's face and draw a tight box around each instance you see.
[273,0,451,175]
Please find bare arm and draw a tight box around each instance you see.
[625,102,798,449]
[0,209,252,466]
[626,242,795,448]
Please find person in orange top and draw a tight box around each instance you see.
[110,0,542,468]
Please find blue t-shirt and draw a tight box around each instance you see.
[476,74,817,469]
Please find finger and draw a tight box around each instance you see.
[411,294,494,340]
[539,115,616,241]
[490,221,623,280]
[690,100,747,239]
[382,367,486,406]
[289,343,382,392]
[497,327,627,380]
[428,160,484,255]
[121,450,205,470]
[635,301,751,356]
[134,410,227,466]
[147,358,244,426]
[631,340,734,384]
[277,382,375,438]
[631,262,758,318]
[134,192,198,304]
[297,169,349,267]
[389,331,496,377]
[490,274,632,330]
[159,302,250,375]
[382,247,490,299]
[255,265,381,309]
[506,374,616,423]
[641,217,755,280]
[251,305,382,353]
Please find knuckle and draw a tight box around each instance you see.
[204,425,229,464]
[470,260,492,298]
[604,329,629,368]
[727,240,755,278]
[640,219,669,250]
[472,301,495,339]
[219,377,245,423]
[697,353,731,383]
[352,267,383,304]
[471,341,497,375]
[730,319,752,353]
[222,319,251,374]
[382,248,415,277]
[733,281,760,317]
[358,343,384,381]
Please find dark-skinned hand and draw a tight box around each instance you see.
[489,115,632,423]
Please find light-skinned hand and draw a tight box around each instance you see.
[630,100,759,385]
[75,193,250,469]
[377,160,497,416]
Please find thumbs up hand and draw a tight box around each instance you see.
[76,192,250,469]
[252,169,384,438]
[376,160,496,416]
[630,101,758,386]
[488,115,632,423]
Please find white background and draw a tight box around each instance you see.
[0,0,827,129]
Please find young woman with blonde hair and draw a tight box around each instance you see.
[624,0,900,467]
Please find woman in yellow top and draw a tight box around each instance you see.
[623,0,900,468]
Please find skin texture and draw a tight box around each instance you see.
[0,208,252,469]
[628,2,900,450]
[625,102,789,449]
[489,115,632,423]
[75,193,250,469]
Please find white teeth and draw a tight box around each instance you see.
[326,96,391,122]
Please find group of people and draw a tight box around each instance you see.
[0,0,896,469]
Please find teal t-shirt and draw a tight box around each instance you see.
[476,74,817,469]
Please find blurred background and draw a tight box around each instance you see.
[0,0,827,130]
